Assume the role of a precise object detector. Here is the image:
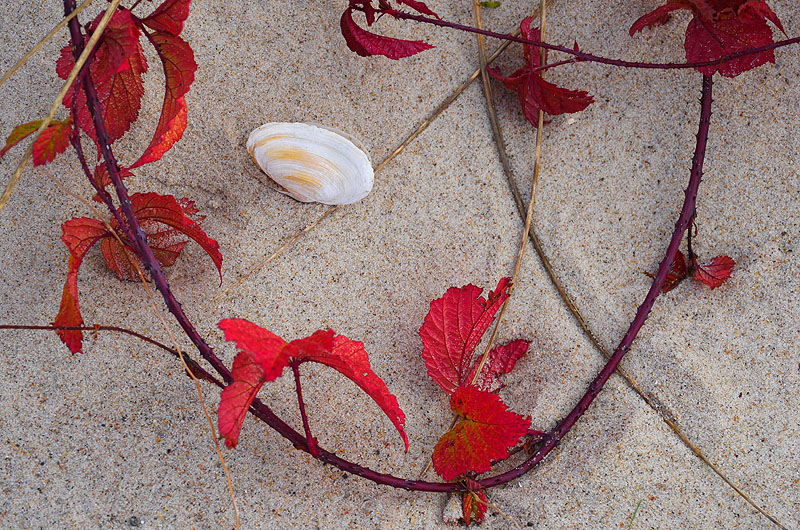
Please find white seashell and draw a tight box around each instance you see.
[246,122,373,205]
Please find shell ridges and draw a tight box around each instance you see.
[246,122,374,205]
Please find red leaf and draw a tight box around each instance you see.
[340,8,433,60]
[140,0,191,35]
[216,320,333,448]
[294,334,409,450]
[420,278,511,394]
[54,217,112,353]
[0,118,73,166]
[101,192,222,282]
[0,121,40,160]
[630,4,685,35]
[432,385,530,481]
[740,1,785,35]
[692,255,735,288]
[32,117,73,166]
[218,319,292,379]
[217,320,407,450]
[488,18,593,125]
[131,31,196,168]
[629,0,785,77]
[462,478,488,526]
[57,10,148,143]
[647,249,688,293]
[396,0,439,18]
[685,14,774,77]
[467,339,529,392]
[217,350,266,449]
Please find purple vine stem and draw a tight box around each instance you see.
[389,10,800,71]
[57,0,716,494]
[62,0,232,385]
[482,74,714,488]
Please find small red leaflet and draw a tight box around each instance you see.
[432,385,530,481]
[647,250,735,293]
[647,249,689,293]
[0,118,73,167]
[693,255,735,288]
[461,478,488,525]
[217,319,408,450]
[488,17,593,126]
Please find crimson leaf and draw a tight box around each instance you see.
[340,7,434,60]
[432,385,531,481]
[54,195,220,353]
[488,18,593,125]
[647,249,689,293]
[692,255,735,288]
[53,217,113,353]
[140,0,191,36]
[57,9,148,143]
[466,339,529,392]
[396,0,439,18]
[100,193,221,282]
[630,0,785,78]
[462,478,488,526]
[217,318,297,448]
[0,118,73,166]
[293,334,409,450]
[420,278,511,394]
[217,320,407,450]
[130,31,196,168]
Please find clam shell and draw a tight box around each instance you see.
[246,122,373,205]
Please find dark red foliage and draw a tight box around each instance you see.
[217,319,408,450]
[57,9,148,143]
[692,255,735,288]
[55,2,195,166]
[139,0,192,36]
[630,0,785,77]
[340,1,436,60]
[130,30,195,167]
[461,478,488,525]
[488,17,593,125]
[420,278,529,394]
[648,249,689,293]
[54,193,221,353]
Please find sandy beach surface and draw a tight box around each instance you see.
[1,0,798,528]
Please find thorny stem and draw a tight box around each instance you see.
[63,0,232,385]
[481,74,715,488]
[387,10,800,71]
[687,212,697,264]
[291,362,319,457]
[69,118,129,234]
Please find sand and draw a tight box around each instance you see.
[1,0,798,528]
